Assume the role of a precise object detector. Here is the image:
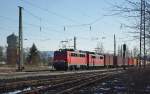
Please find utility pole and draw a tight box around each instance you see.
[114,34,116,57]
[123,44,126,70]
[140,0,146,68]
[143,0,146,68]
[18,6,24,71]
[121,45,123,57]
[74,36,76,50]
[139,0,142,68]
[114,34,117,68]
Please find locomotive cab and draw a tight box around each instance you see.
[53,49,68,70]
[53,49,87,70]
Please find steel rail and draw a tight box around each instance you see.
[22,70,123,94]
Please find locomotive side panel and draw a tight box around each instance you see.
[67,52,87,66]
[94,55,104,66]
[88,54,104,67]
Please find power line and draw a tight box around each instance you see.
[23,8,41,20]
[0,15,61,32]
[22,0,105,29]
[65,24,90,27]
[0,22,18,31]
[23,8,93,29]
[21,0,79,24]
[0,16,65,43]
[0,4,105,34]
[0,14,91,33]
[89,16,105,25]
[23,8,42,32]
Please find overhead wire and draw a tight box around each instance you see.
[21,0,79,24]
[0,15,63,43]
[23,8,42,32]
[21,0,106,31]
[20,8,91,32]
[23,8,41,20]
[0,0,107,42]
[89,16,105,25]
[0,14,105,41]
[0,15,62,33]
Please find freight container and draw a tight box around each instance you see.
[104,54,113,67]
[117,56,123,66]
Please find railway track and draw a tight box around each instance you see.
[0,68,123,94]
[45,73,114,94]
[56,74,111,94]
[0,72,103,92]
[22,69,123,94]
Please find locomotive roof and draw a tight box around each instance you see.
[58,49,74,51]
[58,49,87,54]
[57,49,103,55]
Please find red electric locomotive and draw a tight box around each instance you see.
[87,52,104,69]
[53,49,87,70]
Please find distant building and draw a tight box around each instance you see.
[7,33,18,65]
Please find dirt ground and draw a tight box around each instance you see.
[0,65,51,73]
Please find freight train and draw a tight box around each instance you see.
[53,49,137,70]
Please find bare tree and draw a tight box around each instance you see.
[132,46,139,57]
[108,0,150,59]
[95,42,104,54]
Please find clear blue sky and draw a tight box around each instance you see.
[0,0,139,53]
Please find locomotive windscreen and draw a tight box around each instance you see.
[54,51,67,62]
